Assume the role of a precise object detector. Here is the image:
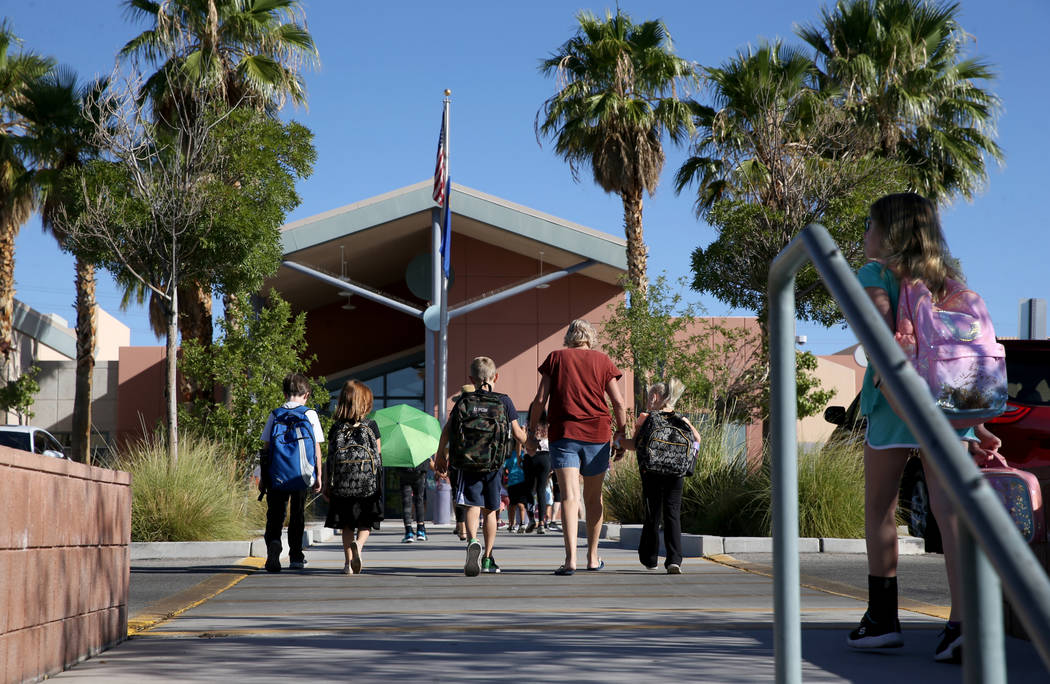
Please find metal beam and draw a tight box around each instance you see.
[447,260,596,320]
[281,260,424,318]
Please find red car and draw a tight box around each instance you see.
[987,339,1050,494]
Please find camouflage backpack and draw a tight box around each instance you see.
[449,386,512,472]
[635,411,696,477]
[326,420,380,498]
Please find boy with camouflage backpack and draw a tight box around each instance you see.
[435,357,527,576]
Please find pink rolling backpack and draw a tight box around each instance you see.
[894,276,1008,428]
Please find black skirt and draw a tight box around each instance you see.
[325,494,384,531]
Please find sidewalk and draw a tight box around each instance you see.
[55,526,1047,682]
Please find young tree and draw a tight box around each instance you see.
[57,73,314,462]
[179,291,328,467]
[600,275,834,422]
[119,0,319,355]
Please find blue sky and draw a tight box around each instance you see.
[6,1,1048,355]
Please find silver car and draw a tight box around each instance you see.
[0,425,67,459]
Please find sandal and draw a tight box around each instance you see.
[553,565,575,576]
[587,559,605,571]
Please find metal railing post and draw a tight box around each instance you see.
[768,240,811,684]
[959,525,1006,683]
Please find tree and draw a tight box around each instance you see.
[536,9,697,406]
[179,290,328,467]
[119,0,319,357]
[599,275,834,422]
[57,74,315,462]
[15,67,107,463]
[0,22,52,374]
[796,0,1003,202]
[676,42,903,325]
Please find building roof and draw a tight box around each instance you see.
[269,181,628,310]
[12,300,75,359]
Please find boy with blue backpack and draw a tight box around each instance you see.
[259,373,325,573]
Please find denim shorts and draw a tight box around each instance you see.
[550,438,611,477]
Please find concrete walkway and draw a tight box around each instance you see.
[55,527,1047,682]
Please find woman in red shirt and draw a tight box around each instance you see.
[527,319,628,575]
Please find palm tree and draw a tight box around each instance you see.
[796,0,1002,202]
[119,0,318,394]
[0,22,52,377]
[536,9,697,299]
[15,67,106,463]
[673,42,825,218]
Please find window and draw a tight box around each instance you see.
[327,357,426,415]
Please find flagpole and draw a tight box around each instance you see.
[437,90,451,425]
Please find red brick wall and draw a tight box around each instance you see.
[0,447,130,683]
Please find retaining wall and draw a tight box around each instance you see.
[0,447,130,684]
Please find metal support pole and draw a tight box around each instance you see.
[428,207,443,418]
[959,525,1006,683]
[768,241,809,684]
[447,260,595,319]
[281,261,423,318]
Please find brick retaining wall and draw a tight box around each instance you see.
[0,447,130,684]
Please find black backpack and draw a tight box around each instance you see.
[449,386,512,472]
[636,411,696,477]
[326,420,381,498]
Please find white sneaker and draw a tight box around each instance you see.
[667,564,682,574]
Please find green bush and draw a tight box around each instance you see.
[119,431,258,542]
[604,424,866,539]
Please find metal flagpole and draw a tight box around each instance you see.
[437,90,451,426]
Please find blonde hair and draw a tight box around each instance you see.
[648,378,686,411]
[470,356,496,384]
[333,379,373,422]
[870,192,962,299]
[563,319,596,348]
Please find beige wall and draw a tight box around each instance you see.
[800,343,867,446]
[0,447,130,683]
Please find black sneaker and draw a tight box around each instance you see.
[846,611,903,649]
[934,622,962,663]
[464,539,482,577]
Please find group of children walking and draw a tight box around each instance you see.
[258,191,988,665]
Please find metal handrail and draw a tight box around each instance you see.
[768,223,1050,684]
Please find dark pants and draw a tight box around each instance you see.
[638,472,684,568]
[265,488,307,563]
[527,451,551,515]
[401,480,426,528]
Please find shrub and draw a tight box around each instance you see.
[604,423,866,539]
[119,431,257,542]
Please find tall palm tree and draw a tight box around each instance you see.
[536,9,697,299]
[0,22,52,377]
[796,0,1002,202]
[16,67,106,463]
[119,0,318,393]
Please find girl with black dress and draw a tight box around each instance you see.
[323,379,383,574]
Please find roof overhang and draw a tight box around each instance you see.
[267,181,627,311]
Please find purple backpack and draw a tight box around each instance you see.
[894,277,1008,428]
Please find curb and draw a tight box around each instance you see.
[132,522,925,561]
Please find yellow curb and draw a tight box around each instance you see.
[705,554,951,620]
[127,557,265,636]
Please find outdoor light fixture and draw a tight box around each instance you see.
[535,250,550,289]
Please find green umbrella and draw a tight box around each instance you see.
[371,404,442,468]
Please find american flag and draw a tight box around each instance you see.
[433,109,448,206]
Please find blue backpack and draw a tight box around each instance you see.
[267,405,318,492]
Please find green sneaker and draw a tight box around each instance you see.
[464,539,482,577]
[481,555,501,573]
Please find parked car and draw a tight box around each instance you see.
[0,425,67,459]
[823,338,1050,552]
